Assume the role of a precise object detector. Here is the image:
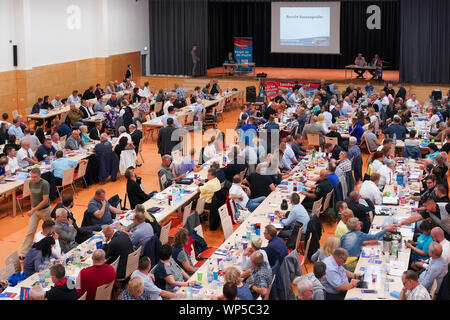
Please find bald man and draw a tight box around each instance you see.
[295,279,314,300]
[300,169,333,211]
[17,140,39,168]
[415,227,450,271]
[418,242,448,292]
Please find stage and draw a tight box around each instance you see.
[206,66,399,84]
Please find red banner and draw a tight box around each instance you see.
[262,81,320,98]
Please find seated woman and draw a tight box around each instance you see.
[426,143,440,164]
[311,236,340,263]
[103,106,117,130]
[223,267,253,300]
[119,276,152,300]
[114,136,134,158]
[153,244,198,293]
[0,156,11,180]
[172,228,196,276]
[23,236,55,277]
[125,169,155,209]
[179,148,203,175]
[79,125,92,144]
[405,220,433,263]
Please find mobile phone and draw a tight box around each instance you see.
[362,290,377,294]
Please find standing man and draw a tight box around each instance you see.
[125,64,132,80]
[191,45,200,77]
[19,168,52,259]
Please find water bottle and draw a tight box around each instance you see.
[38,263,46,285]
[207,262,214,283]
[392,241,398,260]
[393,133,397,145]
[226,242,232,261]
[234,235,240,250]
[384,277,390,294]
[246,222,252,240]
[369,248,375,264]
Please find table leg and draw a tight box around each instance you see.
[12,188,16,217]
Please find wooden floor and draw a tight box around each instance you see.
[207,66,400,83]
[0,106,372,273]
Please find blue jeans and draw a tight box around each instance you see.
[236,196,266,214]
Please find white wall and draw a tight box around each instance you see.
[0,0,16,72]
[0,0,149,71]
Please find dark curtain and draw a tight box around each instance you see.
[149,0,208,75]
[208,1,400,70]
[399,0,450,84]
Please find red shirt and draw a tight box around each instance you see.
[77,264,116,300]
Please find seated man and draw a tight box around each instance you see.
[65,129,85,150]
[359,173,383,205]
[45,264,77,300]
[277,193,310,240]
[362,124,379,152]
[382,115,407,140]
[229,174,265,214]
[67,104,84,127]
[399,270,431,300]
[353,53,367,79]
[418,242,448,293]
[335,208,353,239]
[324,142,343,161]
[377,159,396,189]
[51,150,81,186]
[129,206,154,251]
[291,134,307,160]
[262,224,288,268]
[54,208,77,254]
[157,155,186,190]
[405,221,434,263]
[87,189,126,227]
[325,124,343,148]
[346,191,374,234]
[102,225,134,280]
[321,248,362,300]
[245,251,273,299]
[76,249,116,300]
[179,148,203,175]
[339,218,394,258]
[195,168,221,210]
[300,169,333,211]
[17,140,39,168]
[295,261,327,300]
[240,236,270,279]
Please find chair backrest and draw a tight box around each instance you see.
[60,112,68,125]
[264,274,276,300]
[154,102,163,114]
[182,202,193,226]
[160,221,171,245]
[60,135,67,144]
[5,251,20,273]
[185,111,195,125]
[124,246,142,279]
[219,204,233,240]
[159,174,167,191]
[311,198,322,216]
[94,280,115,300]
[229,198,237,223]
[306,133,320,147]
[76,160,88,179]
[78,291,87,300]
[61,167,75,186]
[22,179,31,198]
[194,224,204,239]
[185,97,191,106]
[430,279,438,299]
[12,110,19,119]
[324,136,338,146]
[294,226,304,253]
[195,196,207,216]
[320,190,334,214]
[110,256,120,273]
[0,264,15,281]
[301,233,313,267]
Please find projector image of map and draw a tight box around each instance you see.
[280,7,330,47]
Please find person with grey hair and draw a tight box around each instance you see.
[157,154,185,190]
[54,208,77,253]
[29,284,46,300]
[339,217,395,257]
[93,132,113,156]
[76,249,116,300]
[241,236,270,278]
[347,136,361,161]
[302,115,327,144]
[399,270,431,300]
[430,121,447,142]
[325,123,343,146]
[382,114,407,140]
[193,98,205,121]
[246,251,273,299]
[294,279,314,300]
[418,242,448,292]
[296,261,327,300]
[117,125,132,144]
[377,159,396,188]
[163,95,176,115]
[17,140,39,168]
[321,248,362,300]
[65,129,85,150]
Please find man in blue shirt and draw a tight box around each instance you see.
[192,98,205,121]
[35,138,57,162]
[327,162,340,187]
[240,117,257,147]
[50,150,82,186]
[7,118,24,139]
[418,242,448,292]
[277,193,310,240]
[55,120,71,138]
[161,106,182,129]
[382,115,407,140]
[262,224,288,268]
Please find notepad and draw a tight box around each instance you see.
[382,197,399,205]
[388,269,404,277]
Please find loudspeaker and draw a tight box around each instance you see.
[246,86,256,102]
[13,45,17,67]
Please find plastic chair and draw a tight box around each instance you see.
[154,102,163,114]
[110,256,120,274]
[159,221,171,245]
[219,204,234,240]
[16,179,31,216]
[311,198,323,216]
[324,136,338,146]
[73,160,88,191]
[78,291,87,300]
[263,274,276,300]
[117,246,142,281]
[94,280,115,300]
[56,167,76,200]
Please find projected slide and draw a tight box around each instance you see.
[271,2,340,54]
[280,7,330,46]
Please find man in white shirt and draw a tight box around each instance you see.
[17,140,40,168]
[117,126,132,144]
[163,95,176,115]
[34,220,62,259]
[20,128,41,151]
[342,96,353,114]
[406,94,421,113]
[281,140,298,170]
[323,107,333,128]
[229,175,266,213]
[51,94,63,107]
[380,91,390,111]
[5,147,21,174]
[137,84,151,99]
[377,159,396,189]
[359,173,383,204]
[66,90,80,105]
[51,132,64,152]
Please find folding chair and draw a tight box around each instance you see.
[110,256,120,274]
[73,160,89,192]
[117,246,142,281]
[169,202,193,237]
[154,101,163,115]
[160,221,171,245]
[219,204,234,240]
[324,136,338,146]
[16,179,31,216]
[94,280,115,300]
[263,274,276,300]
[311,198,322,216]
[299,233,312,273]
[56,167,76,200]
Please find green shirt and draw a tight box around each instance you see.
[29,179,50,208]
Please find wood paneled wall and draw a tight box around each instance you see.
[0,51,141,118]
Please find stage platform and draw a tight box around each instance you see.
[206,66,399,84]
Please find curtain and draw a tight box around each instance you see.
[149,0,208,75]
[208,1,400,70]
[399,0,450,84]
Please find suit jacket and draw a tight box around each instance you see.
[346,199,374,233]
[83,90,96,100]
[126,179,150,210]
[89,127,102,140]
[157,125,179,155]
[79,105,94,119]
[305,214,322,260]
[125,69,132,80]
[130,130,143,153]
[103,231,134,279]
[96,150,119,182]
[65,135,84,150]
[122,106,133,129]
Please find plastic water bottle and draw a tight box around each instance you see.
[384,277,390,294]
[393,133,397,145]
[369,248,375,264]
[207,262,214,283]
[38,264,46,285]
[392,241,398,260]
[234,235,240,250]
[226,242,232,261]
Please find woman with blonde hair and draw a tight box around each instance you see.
[79,125,92,143]
[317,114,329,134]
[105,81,115,94]
[311,236,340,262]
[119,276,152,300]
[223,267,253,300]
[367,106,380,133]
[172,228,196,275]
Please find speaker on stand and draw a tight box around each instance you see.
[246,86,256,102]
